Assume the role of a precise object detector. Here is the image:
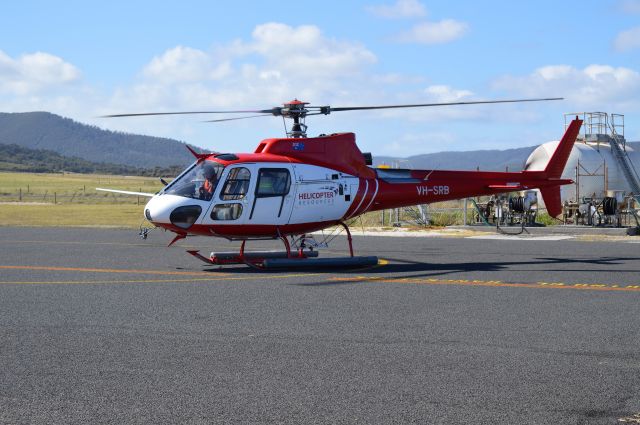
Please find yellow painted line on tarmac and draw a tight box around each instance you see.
[0,272,322,285]
[0,265,230,276]
[328,276,640,292]
[2,239,226,252]
[347,257,389,272]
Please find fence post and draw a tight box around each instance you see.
[54,192,57,204]
[19,188,22,202]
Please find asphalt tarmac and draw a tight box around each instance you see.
[1,226,639,424]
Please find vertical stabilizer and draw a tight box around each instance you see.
[540,186,562,218]
[537,118,582,217]
[544,118,582,178]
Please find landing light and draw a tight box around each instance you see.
[170,205,202,229]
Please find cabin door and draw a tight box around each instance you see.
[245,166,294,226]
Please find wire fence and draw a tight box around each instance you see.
[0,188,150,205]
[0,188,472,225]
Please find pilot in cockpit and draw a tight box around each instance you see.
[199,163,218,201]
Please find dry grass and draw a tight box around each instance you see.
[0,204,145,228]
[0,172,158,227]
[0,172,503,229]
[0,171,163,204]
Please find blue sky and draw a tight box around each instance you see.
[1,0,640,157]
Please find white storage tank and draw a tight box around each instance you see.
[524,140,640,207]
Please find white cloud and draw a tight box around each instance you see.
[366,0,427,19]
[614,27,640,52]
[143,46,231,83]
[395,20,468,44]
[0,23,486,154]
[116,22,378,114]
[424,85,473,102]
[620,0,640,13]
[493,64,640,109]
[247,22,376,78]
[356,84,480,125]
[0,50,80,95]
[92,22,383,143]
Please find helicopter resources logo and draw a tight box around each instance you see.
[297,191,336,206]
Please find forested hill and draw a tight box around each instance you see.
[374,142,640,172]
[3,111,638,173]
[0,143,184,176]
[0,112,198,168]
[373,146,538,172]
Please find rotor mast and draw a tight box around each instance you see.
[281,99,311,138]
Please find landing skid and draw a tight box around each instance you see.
[261,256,378,269]
[186,221,379,269]
[186,249,318,266]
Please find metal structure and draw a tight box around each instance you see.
[470,191,538,227]
[557,112,640,227]
[565,112,640,196]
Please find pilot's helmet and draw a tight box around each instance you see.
[203,163,216,180]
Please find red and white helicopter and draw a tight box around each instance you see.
[99,98,581,268]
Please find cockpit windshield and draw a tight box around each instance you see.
[164,160,224,201]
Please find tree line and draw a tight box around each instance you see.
[0,143,183,177]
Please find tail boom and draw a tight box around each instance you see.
[365,119,582,217]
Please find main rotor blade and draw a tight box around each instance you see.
[203,114,274,123]
[101,109,278,118]
[326,97,563,112]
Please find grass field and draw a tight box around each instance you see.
[0,171,164,203]
[0,171,162,192]
[0,204,145,227]
[0,171,487,228]
[0,172,163,227]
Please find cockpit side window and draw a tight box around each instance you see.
[255,168,290,198]
[164,160,224,200]
[220,167,251,200]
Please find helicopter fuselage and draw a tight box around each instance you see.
[144,119,582,240]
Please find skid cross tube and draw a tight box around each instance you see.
[339,221,354,257]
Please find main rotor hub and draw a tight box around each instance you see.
[281,99,311,138]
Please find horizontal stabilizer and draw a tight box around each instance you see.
[96,188,155,197]
[487,184,527,190]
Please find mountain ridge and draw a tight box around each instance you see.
[2,111,637,173]
[0,112,198,168]
[373,145,538,172]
